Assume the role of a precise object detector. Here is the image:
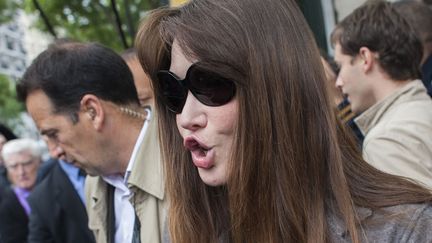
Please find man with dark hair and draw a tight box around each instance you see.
[331,0,432,188]
[394,0,432,96]
[16,42,167,243]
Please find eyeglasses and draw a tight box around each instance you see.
[156,63,236,114]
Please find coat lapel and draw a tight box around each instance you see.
[53,163,93,237]
[86,176,109,243]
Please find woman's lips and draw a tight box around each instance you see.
[184,137,215,169]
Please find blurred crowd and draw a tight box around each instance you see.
[1,0,432,243]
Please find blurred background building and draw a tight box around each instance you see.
[0,13,27,82]
[0,11,51,140]
[0,11,51,83]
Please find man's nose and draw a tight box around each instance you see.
[17,164,26,175]
[52,145,66,160]
[335,75,344,89]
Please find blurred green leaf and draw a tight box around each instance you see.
[0,0,20,23]
[0,74,24,124]
[22,0,161,51]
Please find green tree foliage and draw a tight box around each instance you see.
[22,0,161,51]
[0,74,24,125]
[0,0,20,23]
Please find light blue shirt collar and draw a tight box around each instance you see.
[59,160,86,204]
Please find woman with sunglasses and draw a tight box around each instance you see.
[136,0,432,242]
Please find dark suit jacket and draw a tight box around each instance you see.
[0,166,10,189]
[422,54,432,96]
[27,162,95,243]
[36,158,56,184]
[0,186,29,243]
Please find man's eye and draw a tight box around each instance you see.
[46,132,58,140]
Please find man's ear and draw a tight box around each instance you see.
[80,94,104,131]
[359,47,375,73]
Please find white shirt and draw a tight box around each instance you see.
[102,108,151,243]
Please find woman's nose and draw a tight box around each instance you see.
[176,91,208,131]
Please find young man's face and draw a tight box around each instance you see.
[334,43,375,114]
[26,90,106,176]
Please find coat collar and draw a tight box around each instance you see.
[87,176,109,235]
[355,80,428,136]
[127,111,165,200]
[86,110,165,234]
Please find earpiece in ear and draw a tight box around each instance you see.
[88,108,96,120]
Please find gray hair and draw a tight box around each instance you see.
[1,138,42,163]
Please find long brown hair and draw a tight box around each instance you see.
[136,0,432,242]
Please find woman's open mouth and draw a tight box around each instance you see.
[184,137,215,169]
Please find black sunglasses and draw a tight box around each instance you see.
[156,63,236,114]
